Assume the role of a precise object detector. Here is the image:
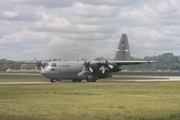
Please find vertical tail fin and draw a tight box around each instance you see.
[114,33,131,61]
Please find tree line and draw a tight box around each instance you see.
[0,59,35,71]
[122,52,180,71]
[0,52,180,71]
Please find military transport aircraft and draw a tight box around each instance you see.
[38,33,157,83]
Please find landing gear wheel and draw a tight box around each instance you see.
[50,79,56,83]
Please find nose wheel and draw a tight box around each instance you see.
[50,79,56,83]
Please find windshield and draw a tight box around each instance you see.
[51,63,57,67]
[45,63,57,68]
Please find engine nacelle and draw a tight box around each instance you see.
[77,71,88,79]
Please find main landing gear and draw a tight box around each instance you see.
[50,79,97,83]
[71,79,97,82]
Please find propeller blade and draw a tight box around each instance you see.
[34,58,37,62]
[88,67,93,73]
[89,58,93,62]
[102,68,105,74]
[108,64,113,69]
[82,67,86,72]
[99,66,105,74]
[41,66,43,70]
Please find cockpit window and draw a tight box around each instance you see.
[51,63,57,67]
[45,63,56,68]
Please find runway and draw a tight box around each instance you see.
[113,75,180,80]
[1,79,180,84]
[0,82,50,84]
[0,72,40,76]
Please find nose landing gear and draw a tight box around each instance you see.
[50,79,56,83]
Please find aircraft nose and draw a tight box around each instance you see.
[41,69,48,76]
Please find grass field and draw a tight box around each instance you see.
[0,73,180,120]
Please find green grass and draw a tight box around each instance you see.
[0,82,180,120]
[0,73,180,119]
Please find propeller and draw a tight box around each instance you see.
[82,58,93,73]
[34,58,44,70]
[99,60,113,74]
[99,65,105,74]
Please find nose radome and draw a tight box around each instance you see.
[41,69,46,76]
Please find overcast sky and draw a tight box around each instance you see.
[0,0,180,61]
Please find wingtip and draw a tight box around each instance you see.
[148,61,158,64]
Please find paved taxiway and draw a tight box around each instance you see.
[113,75,180,80]
[1,72,180,84]
[0,82,49,84]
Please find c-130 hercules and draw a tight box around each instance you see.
[39,33,156,82]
